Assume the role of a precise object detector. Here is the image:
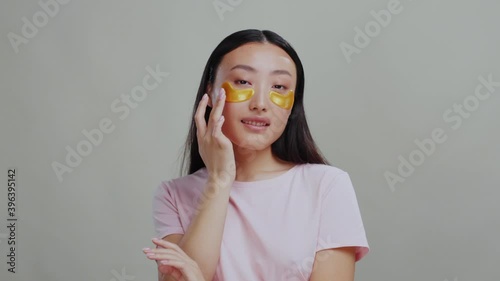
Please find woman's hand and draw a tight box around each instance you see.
[143,238,206,281]
[195,89,236,183]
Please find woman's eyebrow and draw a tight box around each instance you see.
[230,64,292,77]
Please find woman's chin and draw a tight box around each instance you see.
[232,140,270,152]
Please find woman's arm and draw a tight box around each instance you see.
[155,87,235,281]
[159,179,232,281]
[309,247,356,281]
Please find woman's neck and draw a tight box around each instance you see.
[232,145,294,182]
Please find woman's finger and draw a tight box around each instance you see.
[151,238,192,261]
[212,115,225,139]
[207,88,226,134]
[144,247,200,281]
[144,249,186,279]
[160,259,200,281]
[144,242,203,281]
[144,249,183,262]
[159,265,184,281]
[194,93,209,138]
[161,260,190,279]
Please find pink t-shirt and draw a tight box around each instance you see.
[152,163,369,281]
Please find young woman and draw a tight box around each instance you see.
[142,29,369,281]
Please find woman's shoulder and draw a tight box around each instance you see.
[294,163,357,199]
[155,168,208,194]
[280,163,351,199]
[299,163,349,178]
[294,163,351,189]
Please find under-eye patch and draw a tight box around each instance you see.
[221,81,295,110]
[221,81,254,102]
[269,90,294,110]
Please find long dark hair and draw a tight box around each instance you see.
[180,29,329,176]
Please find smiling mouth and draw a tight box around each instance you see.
[241,120,270,127]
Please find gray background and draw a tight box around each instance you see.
[1,0,499,280]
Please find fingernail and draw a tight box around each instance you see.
[152,238,159,241]
[202,93,208,100]
[142,247,151,251]
[219,91,225,100]
[161,260,169,265]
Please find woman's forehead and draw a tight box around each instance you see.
[218,43,296,77]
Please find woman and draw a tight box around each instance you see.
[142,29,369,281]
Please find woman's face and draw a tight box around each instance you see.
[208,42,297,151]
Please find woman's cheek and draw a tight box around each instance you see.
[271,109,291,131]
[220,105,239,135]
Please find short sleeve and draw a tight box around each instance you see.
[152,181,185,239]
[316,172,369,262]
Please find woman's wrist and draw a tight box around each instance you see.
[207,173,234,187]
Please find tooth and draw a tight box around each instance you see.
[244,120,266,126]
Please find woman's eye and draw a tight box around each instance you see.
[273,85,286,90]
[235,80,249,85]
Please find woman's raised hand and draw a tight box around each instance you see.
[194,89,236,183]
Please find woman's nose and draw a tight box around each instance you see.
[248,87,268,111]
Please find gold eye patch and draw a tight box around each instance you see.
[221,81,254,102]
[221,81,294,110]
[269,90,294,110]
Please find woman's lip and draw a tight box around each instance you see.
[241,117,271,125]
[241,120,269,132]
[240,120,270,126]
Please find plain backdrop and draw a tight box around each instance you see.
[1,0,499,280]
